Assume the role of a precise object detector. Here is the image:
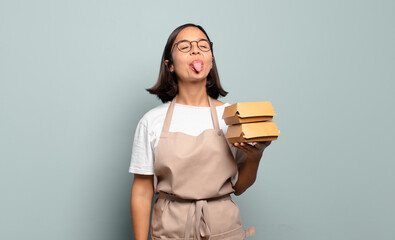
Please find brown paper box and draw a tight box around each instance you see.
[226,121,280,144]
[222,102,276,125]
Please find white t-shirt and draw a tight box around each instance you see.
[128,101,247,192]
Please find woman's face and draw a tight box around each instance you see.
[167,27,213,82]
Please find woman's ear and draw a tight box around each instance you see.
[164,60,174,72]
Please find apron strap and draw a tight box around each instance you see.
[208,96,220,131]
[161,95,220,133]
[161,96,177,133]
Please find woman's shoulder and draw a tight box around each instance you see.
[213,99,230,107]
[137,102,170,128]
[144,102,170,116]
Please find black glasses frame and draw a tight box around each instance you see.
[171,39,213,53]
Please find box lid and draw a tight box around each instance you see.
[222,102,276,119]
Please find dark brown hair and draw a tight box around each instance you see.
[146,23,228,103]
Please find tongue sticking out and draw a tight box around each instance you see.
[191,60,203,73]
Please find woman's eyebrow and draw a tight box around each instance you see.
[178,38,208,42]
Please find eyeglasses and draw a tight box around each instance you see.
[172,39,213,53]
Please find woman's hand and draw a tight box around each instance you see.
[230,141,272,161]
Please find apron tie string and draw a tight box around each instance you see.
[184,199,212,240]
[159,192,229,240]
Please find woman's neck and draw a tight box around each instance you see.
[176,79,209,107]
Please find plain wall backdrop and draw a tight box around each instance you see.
[1,0,394,239]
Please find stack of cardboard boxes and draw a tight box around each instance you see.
[222,102,280,144]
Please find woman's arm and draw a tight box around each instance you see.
[231,141,272,196]
[233,156,260,196]
[131,174,154,240]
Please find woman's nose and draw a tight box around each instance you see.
[190,42,200,55]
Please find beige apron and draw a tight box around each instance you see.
[151,95,256,240]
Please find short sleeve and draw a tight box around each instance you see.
[128,119,155,175]
[230,148,247,186]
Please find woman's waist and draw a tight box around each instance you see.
[155,180,235,200]
[158,191,231,202]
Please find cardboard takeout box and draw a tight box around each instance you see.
[222,102,276,125]
[225,121,280,144]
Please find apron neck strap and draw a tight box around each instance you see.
[208,96,220,130]
[162,95,220,133]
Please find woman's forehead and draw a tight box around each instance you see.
[174,27,208,42]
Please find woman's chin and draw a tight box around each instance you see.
[191,75,208,82]
[178,73,209,83]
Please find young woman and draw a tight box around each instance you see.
[129,23,272,240]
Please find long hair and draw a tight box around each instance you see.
[146,23,228,103]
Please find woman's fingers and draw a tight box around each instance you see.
[233,141,272,153]
[252,142,261,149]
[233,142,248,153]
[233,142,256,154]
[240,142,257,151]
[232,141,273,160]
[262,141,272,148]
[253,141,272,150]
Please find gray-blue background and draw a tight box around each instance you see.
[1,0,394,239]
